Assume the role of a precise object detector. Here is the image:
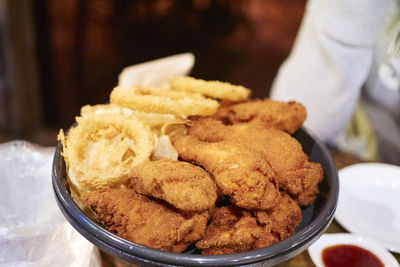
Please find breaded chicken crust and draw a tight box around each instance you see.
[254,193,302,241]
[128,159,217,211]
[81,188,210,252]
[213,99,306,134]
[172,135,281,210]
[196,205,278,255]
[188,118,323,206]
[196,193,301,255]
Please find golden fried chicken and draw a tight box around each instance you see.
[213,99,307,134]
[196,193,301,255]
[188,118,323,206]
[196,205,279,255]
[172,135,281,210]
[81,188,210,252]
[128,159,217,211]
[254,193,302,241]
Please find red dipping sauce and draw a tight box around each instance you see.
[322,244,384,267]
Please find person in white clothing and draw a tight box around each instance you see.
[270,0,400,165]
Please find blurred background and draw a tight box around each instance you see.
[0,0,306,146]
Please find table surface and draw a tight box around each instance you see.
[101,149,400,266]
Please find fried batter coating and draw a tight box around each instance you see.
[188,118,323,206]
[128,159,217,211]
[110,85,220,116]
[172,135,281,210]
[213,99,306,134]
[196,193,302,255]
[196,205,279,255]
[80,103,188,130]
[254,193,302,241]
[81,188,210,252]
[58,113,154,191]
[171,76,251,102]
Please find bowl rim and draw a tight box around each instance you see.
[52,127,339,266]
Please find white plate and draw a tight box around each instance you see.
[335,163,400,253]
[308,233,399,267]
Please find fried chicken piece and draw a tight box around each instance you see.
[128,159,217,211]
[172,135,281,210]
[81,188,210,252]
[196,193,301,255]
[254,193,302,240]
[213,99,307,134]
[188,118,323,206]
[196,205,279,255]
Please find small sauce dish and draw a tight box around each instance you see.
[308,233,399,267]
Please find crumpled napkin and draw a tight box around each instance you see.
[0,141,100,267]
[118,52,194,87]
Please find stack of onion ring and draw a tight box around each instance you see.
[110,85,220,116]
[59,76,251,191]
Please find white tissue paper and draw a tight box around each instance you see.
[118,52,194,87]
[0,141,101,267]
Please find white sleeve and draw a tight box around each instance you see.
[270,0,391,143]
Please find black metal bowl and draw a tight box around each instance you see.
[52,127,339,267]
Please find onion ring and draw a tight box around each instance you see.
[110,85,220,116]
[58,113,154,191]
[80,103,188,129]
[171,76,251,102]
[128,85,205,99]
